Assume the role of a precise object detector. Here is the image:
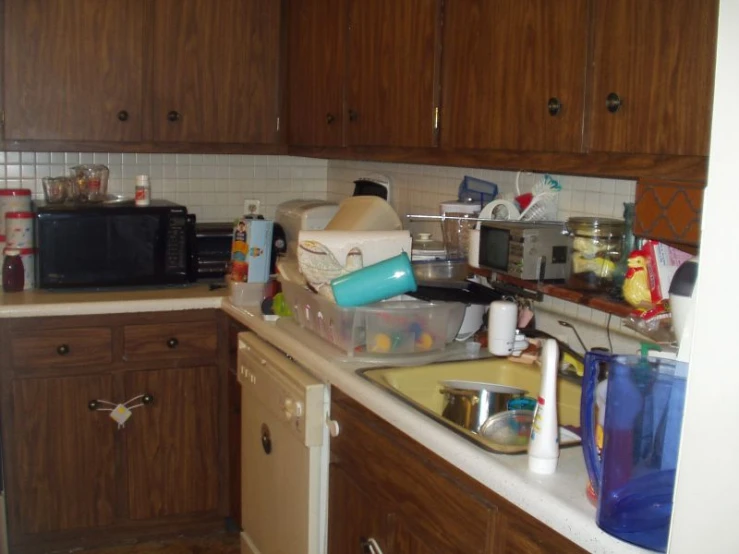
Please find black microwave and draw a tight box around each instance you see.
[36,200,196,289]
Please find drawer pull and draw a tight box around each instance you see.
[360,537,384,554]
[88,400,99,411]
[166,337,179,349]
[142,394,154,406]
[57,344,70,355]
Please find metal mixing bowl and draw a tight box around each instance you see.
[440,381,527,434]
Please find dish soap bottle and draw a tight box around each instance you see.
[528,338,560,474]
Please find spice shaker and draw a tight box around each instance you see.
[135,175,151,206]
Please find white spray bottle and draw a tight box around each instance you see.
[528,338,560,474]
[488,301,559,474]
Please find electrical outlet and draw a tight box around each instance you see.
[243,199,261,217]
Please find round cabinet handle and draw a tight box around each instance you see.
[142,394,154,405]
[326,112,335,125]
[88,400,99,411]
[117,110,129,122]
[57,344,70,356]
[167,110,181,122]
[261,423,272,455]
[605,92,622,113]
[547,97,562,116]
[166,337,179,349]
[348,109,358,122]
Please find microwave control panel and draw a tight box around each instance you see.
[165,213,188,273]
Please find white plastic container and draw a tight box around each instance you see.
[0,189,31,238]
[135,175,151,206]
[5,211,34,249]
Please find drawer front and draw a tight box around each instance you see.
[10,327,113,370]
[123,321,218,362]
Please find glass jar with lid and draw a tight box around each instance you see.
[566,217,626,292]
[439,201,480,259]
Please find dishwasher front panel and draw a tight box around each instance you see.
[238,332,327,554]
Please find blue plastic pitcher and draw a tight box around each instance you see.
[581,352,688,553]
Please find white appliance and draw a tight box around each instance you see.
[237,332,329,554]
[274,199,339,256]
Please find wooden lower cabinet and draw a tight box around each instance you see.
[124,366,220,520]
[329,387,587,554]
[10,375,117,535]
[0,310,228,553]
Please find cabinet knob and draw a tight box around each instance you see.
[547,97,562,116]
[57,344,70,355]
[88,400,99,411]
[605,92,622,113]
[359,537,384,554]
[142,394,154,405]
[261,423,272,455]
[167,110,181,122]
[326,112,336,125]
[348,109,358,122]
[167,337,179,349]
[117,110,129,122]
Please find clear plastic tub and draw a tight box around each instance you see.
[280,279,461,357]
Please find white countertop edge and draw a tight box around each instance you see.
[222,302,649,554]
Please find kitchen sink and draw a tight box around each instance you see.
[357,358,582,454]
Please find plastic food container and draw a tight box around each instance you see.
[281,279,463,357]
[565,217,625,291]
[439,201,480,259]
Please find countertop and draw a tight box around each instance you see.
[0,286,648,554]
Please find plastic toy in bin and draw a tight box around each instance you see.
[365,303,446,354]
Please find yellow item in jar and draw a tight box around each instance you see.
[415,332,434,351]
[572,236,612,257]
[371,333,392,353]
[571,252,616,278]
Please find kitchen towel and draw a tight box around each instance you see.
[297,230,412,298]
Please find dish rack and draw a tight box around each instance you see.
[280,279,464,357]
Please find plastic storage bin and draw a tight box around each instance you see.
[281,279,461,357]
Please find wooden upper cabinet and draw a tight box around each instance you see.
[346,0,442,148]
[441,0,588,152]
[287,0,345,147]
[4,0,145,142]
[587,0,719,156]
[148,0,281,144]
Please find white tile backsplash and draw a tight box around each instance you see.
[1,150,642,351]
[0,152,330,223]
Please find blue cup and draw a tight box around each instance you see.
[331,252,417,307]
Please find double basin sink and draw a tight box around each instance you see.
[357,357,582,453]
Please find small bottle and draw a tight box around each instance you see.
[2,248,24,292]
[135,175,151,207]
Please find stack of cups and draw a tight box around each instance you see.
[0,189,34,290]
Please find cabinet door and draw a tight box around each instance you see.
[4,0,144,142]
[7,375,116,536]
[587,0,718,156]
[328,465,389,554]
[287,0,345,147]
[441,0,588,152]
[346,0,441,147]
[125,366,220,520]
[148,0,281,144]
